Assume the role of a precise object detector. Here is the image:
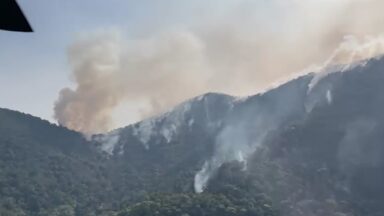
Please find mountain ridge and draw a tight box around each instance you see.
[2,56,384,215]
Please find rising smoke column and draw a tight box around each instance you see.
[54,32,123,135]
[54,30,210,135]
[55,0,384,134]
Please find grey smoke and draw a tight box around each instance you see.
[53,32,123,135]
[54,0,384,134]
[195,75,310,192]
[195,123,253,193]
[338,118,379,175]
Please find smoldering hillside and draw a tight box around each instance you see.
[89,55,384,216]
[2,52,384,215]
[54,0,384,135]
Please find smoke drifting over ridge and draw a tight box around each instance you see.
[54,0,384,134]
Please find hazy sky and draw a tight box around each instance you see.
[2,0,384,132]
[0,0,232,125]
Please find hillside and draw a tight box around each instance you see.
[0,108,113,215]
[2,56,384,215]
[0,108,276,215]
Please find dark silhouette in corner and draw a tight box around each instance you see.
[0,0,33,32]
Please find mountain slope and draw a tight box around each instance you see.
[95,56,384,215]
[0,109,113,215]
[2,56,384,215]
[254,57,384,216]
[0,108,277,215]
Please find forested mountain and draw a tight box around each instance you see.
[2,56,384,215]
[0,108,276,216]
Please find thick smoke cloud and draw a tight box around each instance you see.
[54,0,384,134]
[54,32,124,135]
[54,31,210,134]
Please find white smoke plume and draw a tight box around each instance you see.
[309,35,384,91]
[194,70,309,192]
[54,0,384,134]
[195,124,252,193]
[194,35,384,193]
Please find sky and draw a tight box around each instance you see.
[2,0,384,133]
[0,0,231,125]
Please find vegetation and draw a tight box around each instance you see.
[118,193,276,216]
[118,162,277,216]
[2,58,384,215]
[0,108,278,215]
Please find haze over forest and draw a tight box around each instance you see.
[2,1,384,216]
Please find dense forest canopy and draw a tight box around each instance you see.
[1,57,384,215]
